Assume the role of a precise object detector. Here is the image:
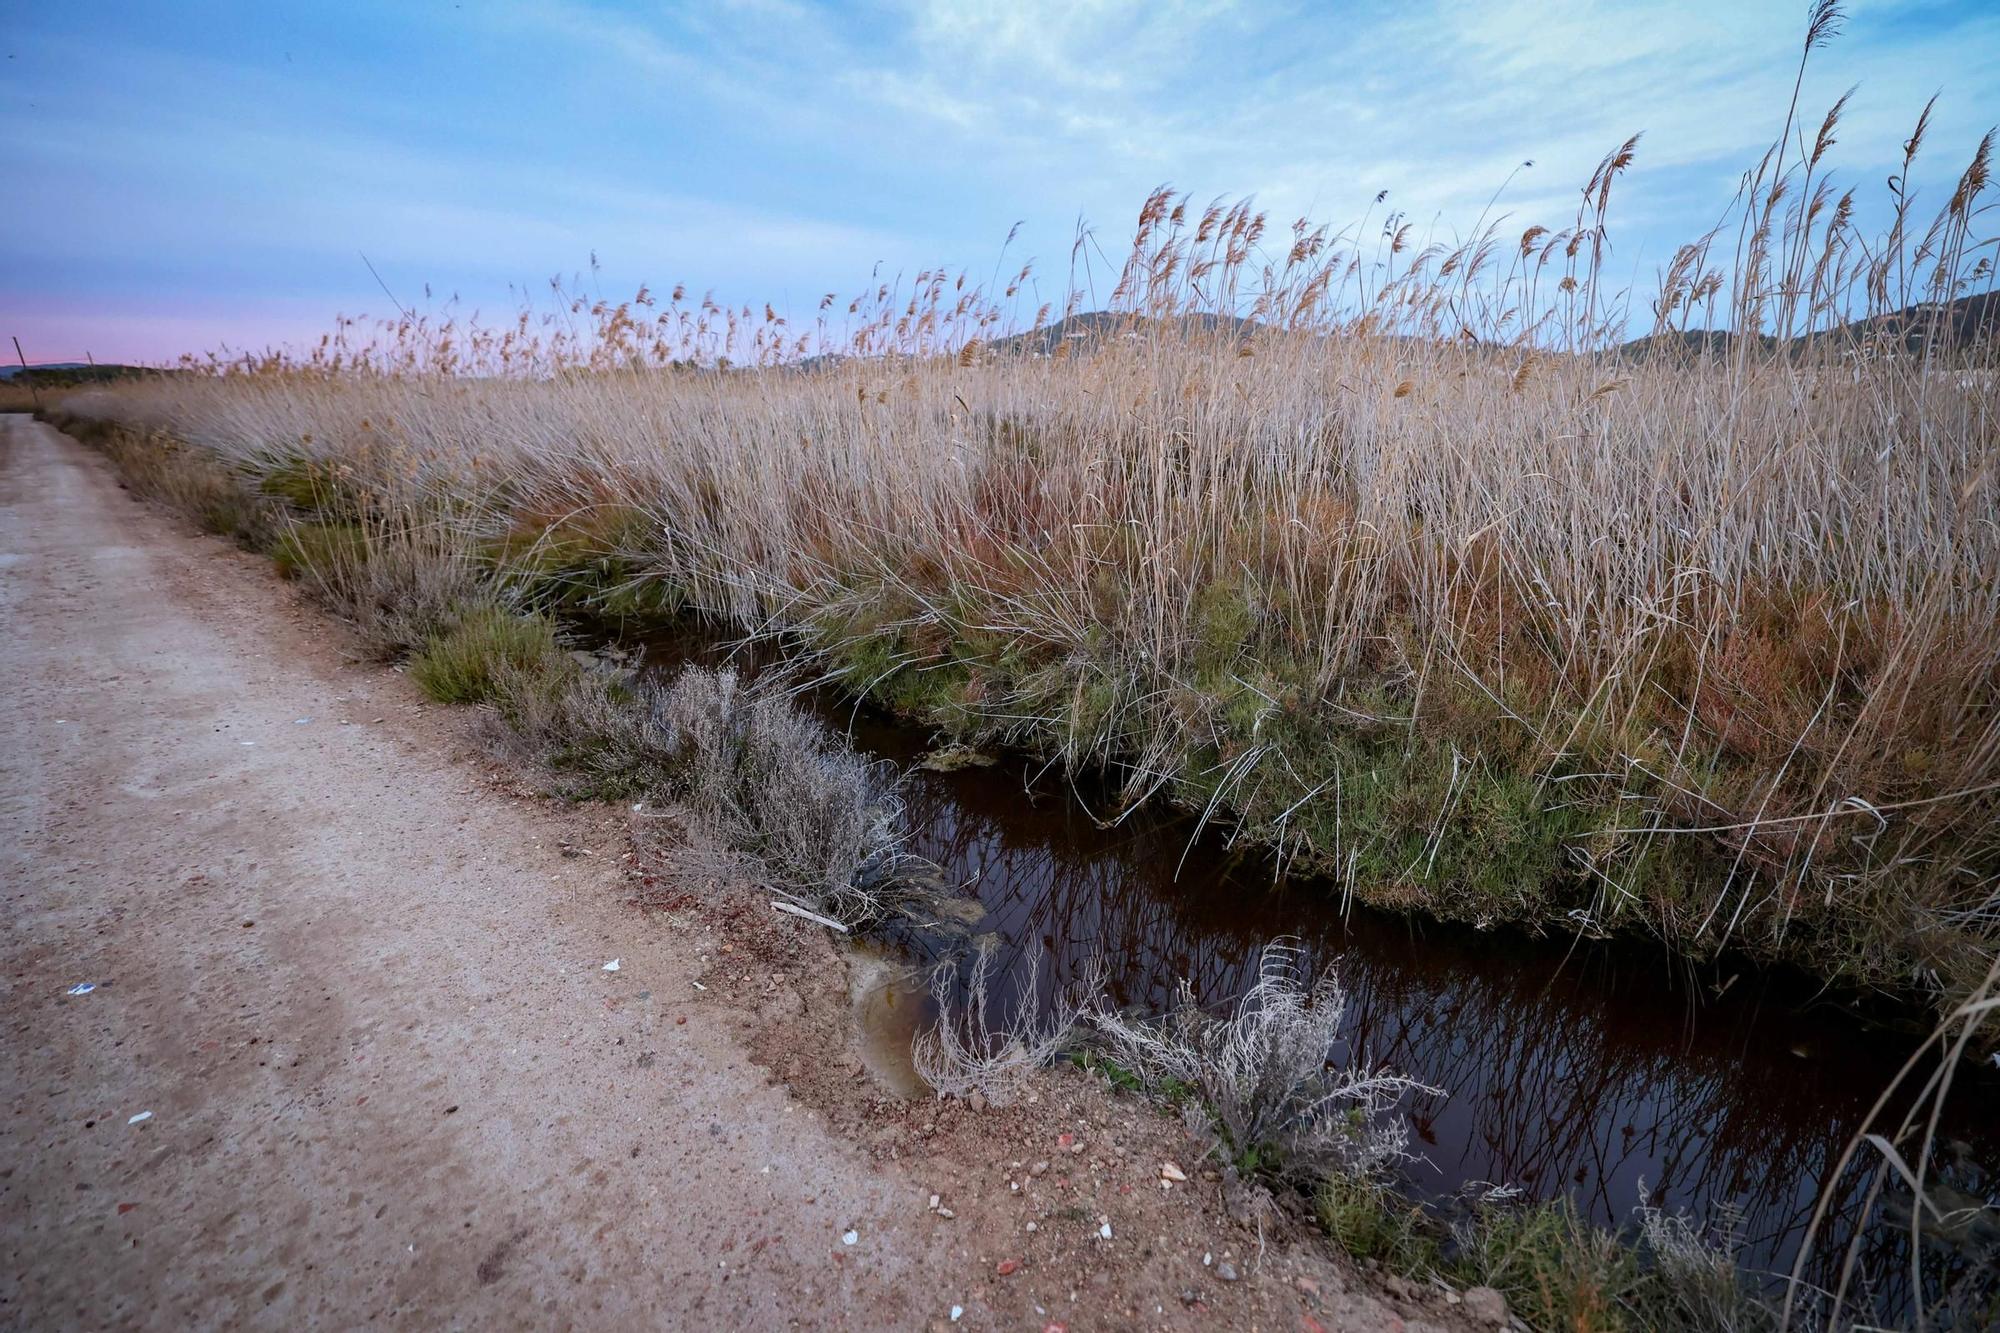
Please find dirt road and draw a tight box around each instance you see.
[1,415,1448,1331]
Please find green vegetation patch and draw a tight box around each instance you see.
[409,607,567,704]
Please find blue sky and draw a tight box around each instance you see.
[4,0,1996,363]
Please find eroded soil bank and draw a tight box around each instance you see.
[0,415,1456,1330]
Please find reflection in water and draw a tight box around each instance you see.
[635,633,1998,1309]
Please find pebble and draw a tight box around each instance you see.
[1463,1286,1510,1326]
[1217,1262,1239,1282]
[997,1259,1020,1276]
[1029,1160,1049,1177]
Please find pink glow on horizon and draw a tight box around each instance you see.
[5,303,364,369]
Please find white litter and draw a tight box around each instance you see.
[293,717,312,725]
[950,1306,964,1322]
[841,1229,859,1245]
[1098,1222,1113,1240]
[66,982,96,996]
[601,960,621,972]
[128,1111,152,1125]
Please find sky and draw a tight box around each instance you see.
[3,0,1996,365]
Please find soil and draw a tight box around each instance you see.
[1,413,1474,1331]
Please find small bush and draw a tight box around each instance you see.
[1316,1171,1439,1276]
[1629,1195,1775,1333]
[486,663,918,926]
[1091,942,1432,1183]
[912,940,1101,1105]
[409,608,566,703]
[1450,1198,1642,1332]
[649,667,914,924]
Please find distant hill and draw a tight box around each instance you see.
[985,310,1261,357]
[1622,290,1998,360]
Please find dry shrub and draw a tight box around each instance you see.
[649,667,914,924]
[496,664,918,927]
[1091,942,1434,1183]
[911,940,1102,1105]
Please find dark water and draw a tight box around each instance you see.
[630,628,1999,1306]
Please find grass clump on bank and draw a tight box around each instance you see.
[408,607,564,703]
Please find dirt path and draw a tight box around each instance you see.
[1,415,1455,1331]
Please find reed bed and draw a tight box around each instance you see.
[57,7,1999,1012]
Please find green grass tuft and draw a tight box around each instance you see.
[408,608,566,704]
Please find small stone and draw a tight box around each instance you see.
[1216,1262,1239,1282]
[1069,1141,1085,1155]
[1025,1221,1038,1233]
[929,1194,941,1211]
[1463,1286,1509,1326]
[997,1259,1020,1276]
[1159,1161,1187,1182]
[1029,1161,1049,1177]
[969,1091,987,1112]
[936,1207,956,1220]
